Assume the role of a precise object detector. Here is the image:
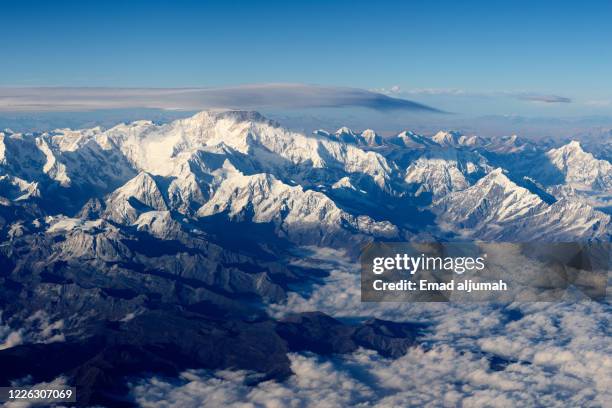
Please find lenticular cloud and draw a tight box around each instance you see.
[0,84,441,112]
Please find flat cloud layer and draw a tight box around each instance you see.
[131,247,611,407]
[0,84,441,112]
[131,302,611,407]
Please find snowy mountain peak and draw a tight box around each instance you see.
[186,110,270,127]
[118,172,167,206]
[550,140,588,158]
[458,135,482,147]
[397,130,417,138]
[104,172,168,224]
[332,176,356,190]
[197,171,397,244]
[360,129,383,146]
[393,130,433,148]
[490,167,504,175]
[476,168,518,190]
[546,140,612,191]
[483,134,534,153]
[404,149,491,199]
[432,159,609,241]
[134,210,182,240]
[1,110,609,247]
[333,126,363,144]
[335,126,355,136]
[361,129,376,137]
[432,130,461,146]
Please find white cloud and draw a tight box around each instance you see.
[141,246,611,407]
[5,376,70,408]
[0,330,24,350]
[0,310,65,350]
[131,313,611,407]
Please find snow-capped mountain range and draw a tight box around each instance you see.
[1,110,610,406]
[1,110,609,245]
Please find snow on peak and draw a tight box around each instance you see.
[458,135,482,147]
[393,130,433,148]
[104,172,168,224]
[47,217,105,234]
[332,177,356,190]
[134,210,183,239]
[486,167,508,180]
[197,171,397,244]
[361,129,376,137]
[96,110,394,189]
[433,167,546,232]
[474,168,529,194]
[398,130,416,138]
[548,140,587,159]
[546,141,612,191]
[432,163,610,240]
[360,129,383,146]
[333,126,363,144]
[116,172,167,207]
[484,134,534,153]
[1,110,609,246]
[432,131,461,146]
[179,110,274,132]
[324,127,383,146]
[405,149,491,198]
[335,126,355,136]
[548,140,590,163]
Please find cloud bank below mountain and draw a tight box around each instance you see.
[132,301,611,408]
[0,84,441,113]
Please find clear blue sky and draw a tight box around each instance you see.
[2,0,612,116]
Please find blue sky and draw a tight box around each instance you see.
[2,0,612,118]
